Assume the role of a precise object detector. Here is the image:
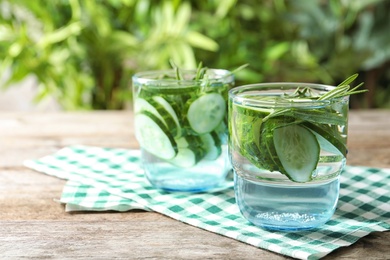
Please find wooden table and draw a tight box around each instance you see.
[1,110,389,259]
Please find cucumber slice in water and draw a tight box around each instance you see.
[171,135,206,167]
[135,97,182,138]
[273,124,320,182]
[309,129,343,155]
[175,136,190,148]
[187,93,226,134]
[134,111,178,160]
[303,122,347,156]
[152,96,182,138]
[168,147,198,168]
[200,132,222,160]
[134,98,165,123]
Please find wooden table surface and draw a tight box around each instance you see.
[1,110,389,259]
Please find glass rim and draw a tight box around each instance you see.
[132,69,234,85]
[229,82,347,108]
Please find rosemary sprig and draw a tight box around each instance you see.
[263,74,367,122]
[230,63,249,75]
[169,60,249,81]
[318,74,367,100]
[169,59,184,80]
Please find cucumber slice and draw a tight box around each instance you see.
[175,136,189,148]
[134,111,178,160]
[187,93,226,134]
[213,121,228,144]
[134,98,165,123]
[273,124,320,182]
[200,132,222,160]
[309,129,343,155]
[303,122,347,156]
[168,147,198,168]
[171,135,206,167]
[175,135,203,149]
[135,97,183,138]
[152,96,182,138]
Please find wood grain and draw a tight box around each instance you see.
[1,110,389,259]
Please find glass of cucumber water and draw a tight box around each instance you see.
[228,80,359,231]
[132,69,234,192]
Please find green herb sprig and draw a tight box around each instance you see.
[318,74,366,100]
[169,59,249,81]
[263,74,367,122]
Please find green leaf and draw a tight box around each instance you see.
[108,31,139,48]
[337,73,359,87]
[69,0,81,20]
[172,42,197,69]
[174,2,191,33]
[290,109,347,125]
[318,85,350,100]
[185,31,219,51]
[8,42,23,57]
[0,25,16,41]
[265,42,290,60]
[215,0,237,18]
[38,22,84,47]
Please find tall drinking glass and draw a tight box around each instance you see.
[229,83,349,231]
[132,69,234,192]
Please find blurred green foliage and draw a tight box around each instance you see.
[0,0,389,109]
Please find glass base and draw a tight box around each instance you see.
[147,174,224,193]
[234,173,340,231]
[142,149,230,193]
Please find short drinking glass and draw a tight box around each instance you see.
[132,69,234,192]
[229,83,349,231]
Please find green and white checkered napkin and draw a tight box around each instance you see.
[24,145,390,260]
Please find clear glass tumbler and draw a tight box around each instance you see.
[132,69,234,192]
[228,83,349,231]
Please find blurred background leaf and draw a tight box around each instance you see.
[0,0,388,110]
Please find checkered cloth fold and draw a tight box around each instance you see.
[24,145,390,260]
